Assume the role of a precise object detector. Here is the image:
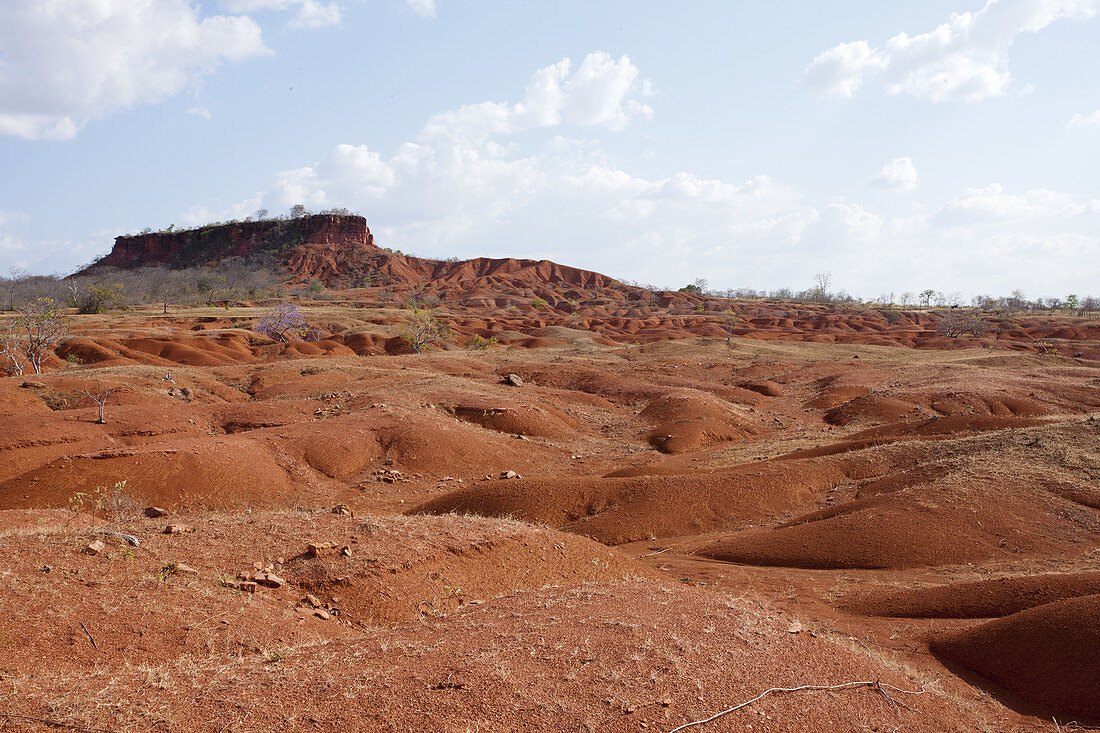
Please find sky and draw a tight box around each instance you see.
[1,0,1098,299]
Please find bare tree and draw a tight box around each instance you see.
[813,272,833,302]
[16,297,66,374]
[7,266,28,311]
[2,321,26,375]
[80,380,114,424]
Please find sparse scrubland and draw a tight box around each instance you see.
[1,223,1098,731]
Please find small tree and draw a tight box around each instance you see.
[721,308,739,344]
[16,297,66,374]
[813,272,833,302]
[402,307,451,353]
[937,313,992,338]
[7,266,27,311]
[151,270,181,315]
[919,289,936,307]
[256,303,308,342]
[2,321,26,375]
[80,380,114,424]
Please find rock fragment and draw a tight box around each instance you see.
[82,540,105,556]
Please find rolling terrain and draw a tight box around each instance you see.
[1,227,1099,731]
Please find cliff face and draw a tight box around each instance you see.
[83,213,632,293]
[86,215,376,273]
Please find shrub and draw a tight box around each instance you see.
[936,313,992,338]
[256,303,308,342]
[402,307,451,353]
[70,282,122,314]
[466,334,498,351]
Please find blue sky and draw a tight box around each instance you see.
[1,0,1098,299]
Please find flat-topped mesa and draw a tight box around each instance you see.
[83,214,376,274]
[81,212,637,293]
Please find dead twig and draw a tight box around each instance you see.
[0,714,118,733]
[666,679,935,732]
[95,530,139,547]
[79,621,98,650]
[640,547,672,558]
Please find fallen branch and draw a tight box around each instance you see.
[666,679,935,732]
[640,547,672,558]
[95,530,139,547]
[0,713,119,733]
[79,621,98,650]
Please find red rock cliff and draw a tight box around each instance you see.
[83,215,376,273]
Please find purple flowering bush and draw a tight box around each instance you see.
[255,303,308,342]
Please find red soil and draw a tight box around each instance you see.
[1,289,1098,731]
[931,595,1100,720]
[847,572,1100,618]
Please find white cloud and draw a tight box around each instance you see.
[421,52,653,140]
[803,0,1098,102]
[933,183,1096,225]
[186,106,212,119]
[871,157,919,191]
[289,0,343,28]
[1069,109,1100,128]
[220,0,343,25]
[0,0,269,140]
[405,0,436,19]
[801,41,884,98]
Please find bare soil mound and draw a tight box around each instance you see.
[824,394,921,426]
[847,572,1100,618]
[931,595,1100,720]
[448,397,578,438]
[413,459,848,544]
[0,438,304,511]
[7,580,972,732]
[640,390,757,453]
[0,511,646,675]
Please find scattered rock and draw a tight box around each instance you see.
[82,540,105,556]
[500,470,521,480]
[306,541,338,558]
[173,563,199,575]
[20,380,46,389]
[340,545,352,557]
[503,373,524,387]
[163,523,191,534]
[787,621,803,634]
[237,581,258,593]
[377,467,404,483]
[144,506,169,518]
[254,572,285,588]
[167,387,194,401]
[303,594,323,608]
[331,504,353,517]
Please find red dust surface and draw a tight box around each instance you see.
[2,242,1099,730]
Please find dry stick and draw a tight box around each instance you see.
[78,622,98,650]
[666,679,934,733]
[0,714,118,733]
[640,547,672,558]
[95,530,139,547]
